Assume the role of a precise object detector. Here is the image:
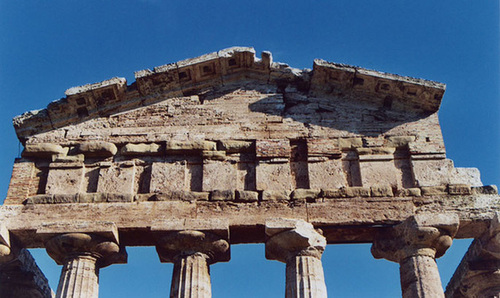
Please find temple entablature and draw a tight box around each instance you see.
[2,47,499,297]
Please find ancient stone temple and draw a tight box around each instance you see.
[0,47,498,297]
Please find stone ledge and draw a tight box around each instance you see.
[3,194,499,247]
[24,185,492,205]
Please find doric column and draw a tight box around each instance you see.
[372,213,459,298]
[156,230,230,298]
[265,219,328,298]
[446,212,500,297]
[45,233,122,298]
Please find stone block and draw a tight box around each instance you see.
[357,147,396,155]
[36,221,119,244]
[421,186,447,196]
[22,143,66,158]
[471,185,498,195]
[106,193,134,203]
[134,194,153,202]
[121,143,162,156]
[321,189,343,198]
[53,194,79,203]
[343,187,371,198]
[256,139,291,158]
[256,161,293,191]
[308,159,347,189]
[78,193,104,203]
[202,161,237,191]
[151,191,209,201]
[339,138,363,149]
[450,167,482,186]
[359,159,402,188]
[211,190,235,201]
[78,141,117,157]
[291,189,321,200]
[395,188,421,197]
[150,162,187,193]
[386,136,416,147]
[307,139,341,157]
[45,164,84,194]
[448,184,472,195]
[151,218,229,238]
[236,190,259,202]
[52,154,84,163]
[97,163,136,194]
[265,218,317,237]
[370,185,394,197]
[218,140,253,153]
[262,190,291,201]
[186,191,210,201]
[323,187,371,198]
[166,140,216,151]
[411,159,453,187]
[202,150,226,161]
[92,193,107,203]
[25,194,54,204]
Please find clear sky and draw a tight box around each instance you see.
[0,1,498,297]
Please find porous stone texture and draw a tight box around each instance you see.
[202,161,237,191]
[121,143,162,156]
[150,162,188,193]
[2,47,500,296]
[156,230,230,298]
[0,249,53,298]
[45,233,122,298]
[372,213,459,298]
[446,213,500,298]
[7,47,471,206]
[22,143,66,158]
[308,159,347,189]
[96,163,135,194]
[266,219,327,298]
[78,141,117,157]
[45,163,84,195]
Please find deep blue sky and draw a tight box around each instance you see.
[0,1,498,297]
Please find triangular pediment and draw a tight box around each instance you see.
[14,47,445,143]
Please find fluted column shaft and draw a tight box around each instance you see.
[286,254,327,298]
[171,252,212,298]
[45,233,121,298]
[57,255,99,298]
[156,230,230,298]
[372,214,459,298]
[400,254,443,298]
[266,219,327,298]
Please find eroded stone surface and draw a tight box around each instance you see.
[265,219,327,298]
[2,47,499,296]
[372,214,459,298]
[45,233,123,298]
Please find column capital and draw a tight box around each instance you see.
[0,224,13,263]
[156,230,230,264]
[478,212,500,260]
[265,219,326,263]
[446,213,500,297]
[45,233,122,268]
[372,213,459,262]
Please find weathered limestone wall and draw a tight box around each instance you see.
[2,47,500,297]
[0,249,54,298]
[5,49,481,205]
